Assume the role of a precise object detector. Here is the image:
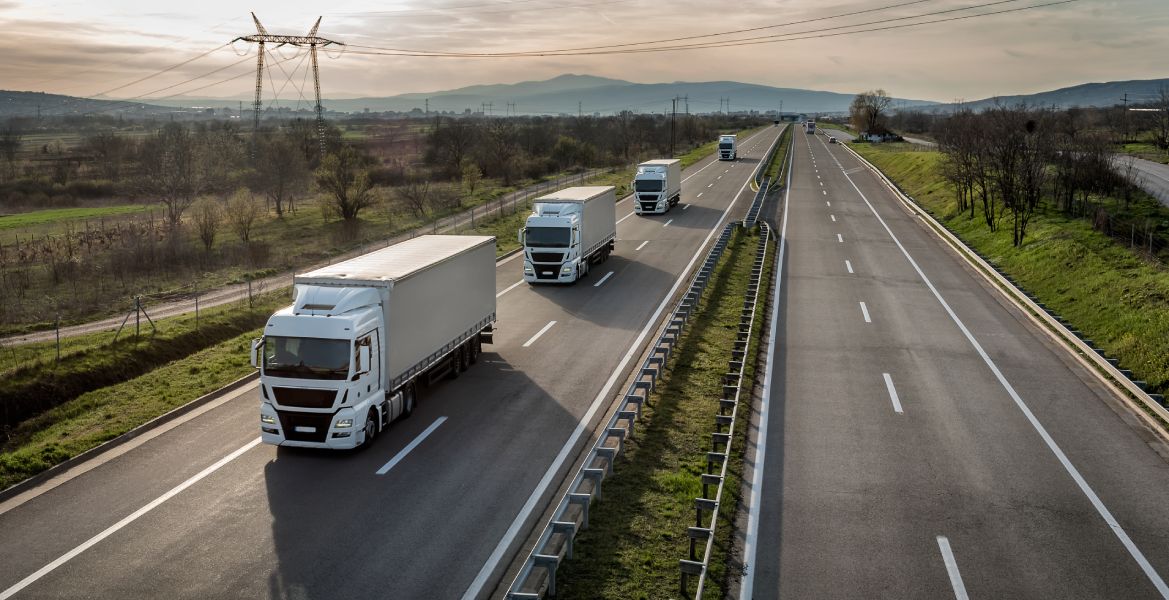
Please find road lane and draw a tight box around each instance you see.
[0,127,783,600]
[741,128,1169,599]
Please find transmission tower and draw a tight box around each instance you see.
[234,14,341,154]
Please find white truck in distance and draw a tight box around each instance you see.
[252,235,496,449]
[805,120,816,134]
[718,134,737,160]
[521,186,616,284]
[633,159,682,215]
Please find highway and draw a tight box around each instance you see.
[738,128,1169,598]
[0,126,783,600]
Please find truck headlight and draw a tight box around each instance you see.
[335,418,354,429]
[261,414,276,425]
[524,263,534,274]
[561,265,573,275]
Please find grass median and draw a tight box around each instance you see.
[851,142,1169,396]
[555,226,774,599]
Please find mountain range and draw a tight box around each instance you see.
[2,74,1166,119]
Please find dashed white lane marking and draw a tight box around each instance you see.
[522,321,557,347]
[937,536,969,600]
[377,417,448,475]
[860,301,872,323]
[845,260,854,274]
[883,373,904,414]
[593,271,615,287]
[635,240,649,251]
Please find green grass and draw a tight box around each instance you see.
[0,290,288,490]
[556,227,774,599]
[852,142,1169,395]
[0,205,160,230]
[764,126,793,182]
[1120,141,1169,165]
[0,328,261,491]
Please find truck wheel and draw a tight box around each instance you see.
[448,348,464,380]
[459,343,471,372]
[362,409,379,448]
[402,384,416,419]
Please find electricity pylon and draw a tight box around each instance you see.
[233,13,341,153]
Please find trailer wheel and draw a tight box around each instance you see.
[459,344,471,372]
[402,383,416,419]
[448,347,464,380]
[469,337,481,365]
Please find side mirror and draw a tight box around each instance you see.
[358,345,371,375]
[250,338,263,369]
[517,228,525,245]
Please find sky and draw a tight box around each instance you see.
[1,0,1167,105]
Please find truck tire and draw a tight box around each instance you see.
[402,383,416,419]
[448,347,464,380]
[362,408,379,448]
[469,337,481,364]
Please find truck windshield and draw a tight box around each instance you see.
[525,227,571,248]
[635,179,664,192]
[263,336,350,380]
[719,143,732,149]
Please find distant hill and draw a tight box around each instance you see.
[924,78,1169,112]
[0,90,173,118]
[141,74,940,116]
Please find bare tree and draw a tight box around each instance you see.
[138,123,205,231]
[1151,85,1169,154]
[427,117,480,177]
[83,131,128,181]
[252,131,309,217]
[0,121,23,181]
[192,197,221,251]
[315,146,377,221]
[850,89,893,135]
[396,174,431,217]
[226,188,262,243]
[461,160,482,197]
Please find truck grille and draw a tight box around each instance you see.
[535,268,560,280]
[272,387,337,409]
[276,410,332,443]
[640,201,658,211]
[531,252,563,263]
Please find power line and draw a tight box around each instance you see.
[343,0,1078,58]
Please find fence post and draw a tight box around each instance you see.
[55,313,60,364]
[135,296,141,339]
[247,279,253,308]
[195,293,200,331]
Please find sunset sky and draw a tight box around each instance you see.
[2,0,1166,104]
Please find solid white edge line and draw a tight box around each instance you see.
[376,417,448,475]
[883,373,904,414]
[521,321,557,348]
[593,271,614,288]
[937,536,970,600]
[0,438,263,600]
[465,126,777,600]
[497,280,524,298]
[740,128,793,600]
[846,259,854,274]
[635,240,649,251]
[860,301,872,323]
[824,135,1169,598]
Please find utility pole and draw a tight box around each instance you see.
[425,98,429,118]
[579,101,583,118]
[670,97,677,157]
[234,14,340,154]
[1122,93,1130,142]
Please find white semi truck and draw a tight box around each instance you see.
[718,134,737,160]
[252,235,496,449]
[805,120,816,134]
[521,186,616,284]
[633,159,682,215]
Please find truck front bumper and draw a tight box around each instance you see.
[260,404,361,449]
[524,260,577,283]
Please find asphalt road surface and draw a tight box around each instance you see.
[738,127,1169,598]
[0,126,784,600]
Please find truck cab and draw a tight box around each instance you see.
[522,204,585,283]
[718,135,737,161]
[255,286,399,450]
[633,159,681,215]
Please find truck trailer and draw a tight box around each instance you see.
[521,186,616,284]
[718,134,737,160]
[633,159,682,215]
[252,234,497,449]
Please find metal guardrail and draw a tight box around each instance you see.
[837,142,1169,430]
[504,130,784,600]
[679,221,771,598]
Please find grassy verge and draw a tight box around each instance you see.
[0,327,261,491]
[0,204,160,231]
[851,142,1169,395]
[764,126,792,182]
[556,226,773,599]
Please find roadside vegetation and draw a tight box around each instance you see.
[852,142,1169,397]
[0,291,284,490]
[763,125,792,183]
[0,112,767,335]
[556,226,774,599]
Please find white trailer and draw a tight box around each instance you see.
[521,186,617,284]
[633,159,682,215]
[718,134,737,160]
[252,235,496,449]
